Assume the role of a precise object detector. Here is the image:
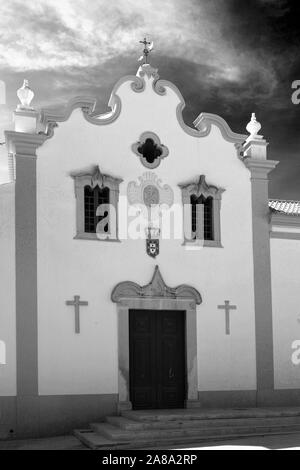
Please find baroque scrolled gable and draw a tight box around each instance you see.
[34,63,248,157]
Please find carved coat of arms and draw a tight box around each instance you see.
[127,172,174,208]
[146,239,159,258]
[146,227,160,258]
[127,173,173,259]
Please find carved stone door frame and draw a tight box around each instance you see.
[111,266,202,412]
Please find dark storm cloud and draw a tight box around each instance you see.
[212,0,300,198]
[0,0,299,197]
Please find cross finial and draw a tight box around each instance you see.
[139,37,153,64]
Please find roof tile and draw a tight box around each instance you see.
[269,200,300,216]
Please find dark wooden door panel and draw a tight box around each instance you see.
[129,310,156,409]
[129,310,185,410]
[157,311,185,409]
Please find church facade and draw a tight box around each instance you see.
[1,60,300,438]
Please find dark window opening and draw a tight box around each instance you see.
[191,194,214,241]
[138,138,162,164]
[84,186,110,233]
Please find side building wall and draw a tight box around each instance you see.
[271,230,300,396]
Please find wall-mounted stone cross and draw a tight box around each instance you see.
[66,295,88,334]
[218,300,237,335]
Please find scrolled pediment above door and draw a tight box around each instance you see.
[111,265,201,304]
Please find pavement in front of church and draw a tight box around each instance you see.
[0,435,87,450]
[1,433,300,450]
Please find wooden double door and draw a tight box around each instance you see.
[129,309,186,410]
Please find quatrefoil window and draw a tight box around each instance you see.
[132,132,169,169]
[138,139,162,164]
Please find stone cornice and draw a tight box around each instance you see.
[14,109,39,119]
[40,96,100,137]
[270,213,300,227]
[5,130,48,156]
[270,232,300,240]
[39,74,149,138]
[243,138,268,150]
[243,158,279,179]
[193,113,248,144]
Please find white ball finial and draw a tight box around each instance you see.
[17,79,34,110]
[246,113,262,137]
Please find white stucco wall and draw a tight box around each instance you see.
[0,183,16,396]
[37,75,257,395]
[271,237,300,389]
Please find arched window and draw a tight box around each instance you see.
[191,194,214,241]
[72,166,122,241]
[179,175,225,248]
[84,185,110,233]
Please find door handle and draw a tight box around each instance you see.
[169,367,175,379]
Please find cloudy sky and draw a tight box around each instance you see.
[0,0,299,198]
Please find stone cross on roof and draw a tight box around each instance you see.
[139,37,154,64]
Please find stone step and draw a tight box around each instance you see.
[75,408,300,449]
[106,415,300,431]
[74,430,131,449]
[75,426,300,450]
[122,407,300,423]
[90,421,300,442]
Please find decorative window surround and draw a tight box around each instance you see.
[72,166,122,242]
[179,175,225,248]
[132,132,169,169]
